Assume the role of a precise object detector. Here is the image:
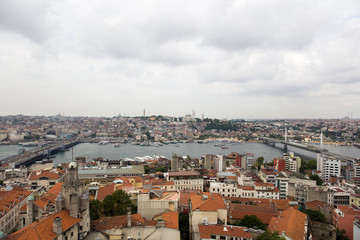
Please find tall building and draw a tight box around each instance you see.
[204,154,214,170]
[317,153,341,181]
[274,158,286,171]
[214,155,226,171]
[171,155,183,171]
[274,153,301,172]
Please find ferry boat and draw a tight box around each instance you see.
[114,143,121,147]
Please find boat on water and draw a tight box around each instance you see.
[114,143,121,147]
[98,141,109,145]
[215,143,225,147]
[20,142,39,147]
[221,146,229,150]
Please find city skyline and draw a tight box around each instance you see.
[1,0,360,119]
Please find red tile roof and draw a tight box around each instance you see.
[230,204,278,225]
[0,190,32,218]
[29,170,64,180]
[91,214,146,231]
[268,207,307,240]
[34,183,64,210]
[7,209,81,240]
[169,171,200,177]
[199,224,253,239]
[190,193,225,211]
[96,184,116,201]
[153,211,179,230]
[306,200,333,212]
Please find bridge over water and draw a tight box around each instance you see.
[0,140,81,167]
[258,136,355,164]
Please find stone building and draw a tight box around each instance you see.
[10,162,90,239]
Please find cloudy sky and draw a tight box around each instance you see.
[1,0,359,119]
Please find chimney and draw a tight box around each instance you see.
[127,207,132,227]
[53,217,62,235]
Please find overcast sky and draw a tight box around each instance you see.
[0,0,359,119]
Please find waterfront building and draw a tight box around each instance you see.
[317,153,341,181]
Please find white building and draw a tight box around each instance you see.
[317,153,341,181]
[209,181,279,199]
[166,171,204,191]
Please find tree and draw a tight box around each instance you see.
[336,228,350,240]
[235,215,266,230]
[256,156,264,166]
[144,165,150,174]
[303,209,327,223]
[310,174,323,186]
[103,190,136,217]
[157,166,166,172]
[306,159,317,169]
[89,200,104,220]
[257,231,286,240]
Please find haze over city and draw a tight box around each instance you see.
[1,0,360,118]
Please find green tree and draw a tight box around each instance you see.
[256,156,264,166]
[310,174,323,186]
[257,231,286,240]
[157,166,166,172]
[89,200,104,220]
[103,190,136,217]
[179,212,189,240]
[303,209,327,223]
[306,159,317,169]
[235,215,266,230]
[336,228,350,240]
[144,165,150,174]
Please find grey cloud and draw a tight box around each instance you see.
[0,0,54,42]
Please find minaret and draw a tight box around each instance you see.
[283,127,288,153]
[320,130,323,151]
